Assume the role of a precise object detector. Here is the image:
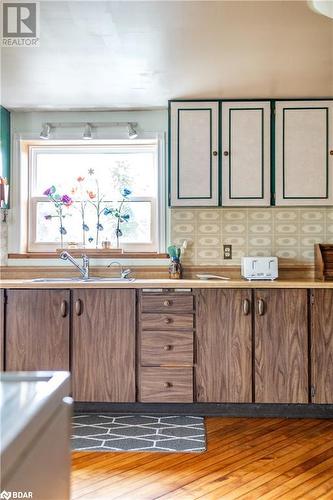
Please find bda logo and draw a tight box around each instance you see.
[0,491,11,499]
[1,2,40,47]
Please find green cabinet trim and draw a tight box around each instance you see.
[282,106,329,200]
[228,107,265,200]
[177,107,213,200]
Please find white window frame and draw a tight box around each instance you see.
[27,141,163,253]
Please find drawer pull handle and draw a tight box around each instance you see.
[163,345,173,351]
[164,317,172,324]
[60,300,68,318]
[164,382,173,389]
[163,300,171,307]
[258,299,265,316]
[243,299,250,316]
[75,299,82,316]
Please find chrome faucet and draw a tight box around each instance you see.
[59,251,89,280]
[107,261,132,279]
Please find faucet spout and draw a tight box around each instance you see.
[59,251,89,280]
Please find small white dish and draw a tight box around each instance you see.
[196,274,231,281]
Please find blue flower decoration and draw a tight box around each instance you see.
[103,207,113,216]
[88,236,94,243]
[121,188,131,197]
[122,213,130,221]
[97,223,104,231]
[115,228,123,237]
[82,223,89,231]
[59,226,67,235]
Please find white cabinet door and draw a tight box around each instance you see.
[221,101,271,206]
[170,101,219,206]
[275,101,333,206]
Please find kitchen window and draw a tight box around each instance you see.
[27,141,163,253]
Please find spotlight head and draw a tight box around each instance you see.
[127,123,138,139]
[40,123,51,139]
[83,123,93,140]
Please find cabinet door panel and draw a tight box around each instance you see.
[170,101,219,206]
[72,289,135,402]
[221,101,271,206]
[254,289,308,403]
[275,101,333,205]
[196,289,252,403]
[5,290,70,371]
[311,289,333,403]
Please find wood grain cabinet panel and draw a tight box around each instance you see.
[195,289,252,403]
[141,313,193,331]
[254,289,308,404]
[5,290,70,371]
[0,290,4,371]
[72,289,136,402]
[140,367,193,402]
[141,294,194,313]
[141,331,193,366]
[311,289,333,403]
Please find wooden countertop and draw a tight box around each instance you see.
[1,278,333,288]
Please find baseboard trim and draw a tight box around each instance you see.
[74,402,333,418]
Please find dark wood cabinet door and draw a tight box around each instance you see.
[0,289,4,370]
[72,289,136,402]
[311,289,333,403]
[5,290,70,371]
[254,289,308,404]
[195,289,252,403]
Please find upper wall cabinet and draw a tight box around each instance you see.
[170,101,219,206]
[275,100,333,206]
[221,101,271,206]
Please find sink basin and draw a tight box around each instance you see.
[30,277,135,283]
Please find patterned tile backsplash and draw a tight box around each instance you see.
[171,207,333,266]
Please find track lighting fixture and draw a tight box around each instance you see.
[127,122,138,139]
[40,123,51,139]
[83,123,93,140]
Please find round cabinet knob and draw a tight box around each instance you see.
[164,317,171,324]
[163,345,172,351]
[223,151,229,156]
[212,151,218,157]
[164,382,173,389]
[163,300,171,307]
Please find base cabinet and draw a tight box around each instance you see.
[311,289,333,404]
[254,289,308,404]
[195,289,252,403]
[72,289,136,402]
[5,290,70,371]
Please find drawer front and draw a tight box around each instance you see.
[141,331,194,366]
[140,367,193,402]
[141,294,194,313]
[141,313,193,330]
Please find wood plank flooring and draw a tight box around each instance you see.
[71,417,333,499]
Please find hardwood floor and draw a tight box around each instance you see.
[71,417,333,499]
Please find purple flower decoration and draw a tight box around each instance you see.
[121,188,131,197]
[43,186,56,196]
[60,194,73,207]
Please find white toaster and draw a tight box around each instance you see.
[241,257,278,281]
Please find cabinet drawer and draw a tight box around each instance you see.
[141,294,194,313]
[140,367,193,402]
[141,331,194,366]
[141,313,193,330]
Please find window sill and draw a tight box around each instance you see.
[8,251,168,259]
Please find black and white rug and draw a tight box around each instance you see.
[72,414,206,453]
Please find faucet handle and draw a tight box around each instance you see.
[121,268,132,279]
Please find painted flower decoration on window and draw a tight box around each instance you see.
[121,188,132,197]
[43,185,56,196]
[87,190,96,199]
[60,194,73,207]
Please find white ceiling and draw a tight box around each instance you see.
[1,0,333,110]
